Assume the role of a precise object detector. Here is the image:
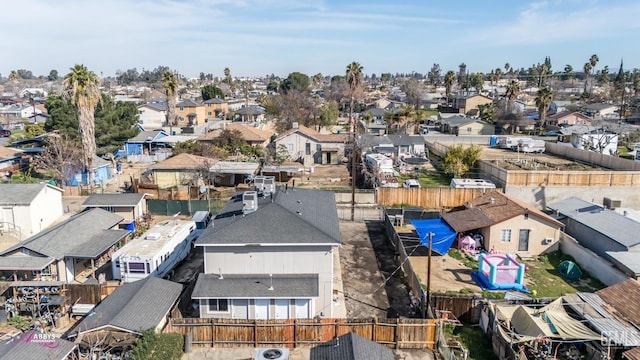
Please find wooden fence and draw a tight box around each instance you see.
[66,284,101,305]
[431,294,480,324]
[165,317,438,350]
[377,187,498,208]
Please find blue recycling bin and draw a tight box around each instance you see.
[490,136,498,146]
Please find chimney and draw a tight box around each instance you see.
[292,122,299,129]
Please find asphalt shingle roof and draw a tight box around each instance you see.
[127,130,167,143]
[0,208,127,260]
[310,332,394,360]
[72,277,182,336]
[82,193,145,208]
[195,187,341,246]
[192,273,318,298]
[547,197,640,248]
[0,183,60,206]
[0,254,55,270]
[0,330,76,360]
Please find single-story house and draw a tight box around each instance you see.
[0,183,64,240]
[0,330,76,360]
[310,332,394,360]
[66,276,182,354]
[66,155,114,186]
[558,126,618,155]
[146,153,217,188]
[274,124,347,166]
[581,103,619,119]
[438,116,495,135]
[0,208,130,283]
[442,190,563,256]
[124,129,169,156]
[209,161,260,186]
[384,134,426,159]
[81,193,147,227]
[546,110,591,126]
[197,123,273,147]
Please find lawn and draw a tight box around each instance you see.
[397,169,450,188]
[524,251,606,298]
[444,325,497,360]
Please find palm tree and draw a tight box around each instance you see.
[444,70,456,105]
[587,54,599,94]
[223,67,231,85]
[163,71,179,131]
[505,80,520,110]
[504,63,511,76]
[583,62,593,96]
[345,61,363,222]
[63,64,101,189]
[535,86,553,132]
[312,73,323,88]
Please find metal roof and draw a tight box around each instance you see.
[71,277,182,337]
[548,197,640,248]
[209,161,260,175]
[82,193,146,208]
[192,273,318,298]
[606,251,640,276]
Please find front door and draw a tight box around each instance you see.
[326,152,332,164]
[518,229,530,251]
[254,299,269,320]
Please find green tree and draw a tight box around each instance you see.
[130,329,183,360]
[223,67,232,85]
[477,103,496,124]
[427,63,441,86]
[274,144,290,164]
[469,73,484,93]
[280,72,310,94]
[346,61,364,133]
[201,85,224,101]
[63,64,101,188]
[563,64,574,82]
[266,81,279,92]
[162,71,178,128]
[535,86,553,131]
[443,144,482,178]
[444,70,456,104]
[94,94,139,154]
[312,73,323,88]
[313,101,339,131]
[214,129,246,153]
[505,80,520,108]
[45,93,79,137]
[8,70,19,82]
[48,69,58,81]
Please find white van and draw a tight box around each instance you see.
[403,179,421,188]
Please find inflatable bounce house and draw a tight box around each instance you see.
[473,253,529,293]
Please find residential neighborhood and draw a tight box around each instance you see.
[5,27,640,360]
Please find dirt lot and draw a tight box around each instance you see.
[480,145,602,170]
[339,222,415,318]
[410,254,482,293]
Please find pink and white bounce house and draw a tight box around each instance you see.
[473,253,529,293]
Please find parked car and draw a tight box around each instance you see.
[403,179,421,188]
[0,129,11,137]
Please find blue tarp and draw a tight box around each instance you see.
[411,219,457,255]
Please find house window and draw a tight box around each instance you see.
[305,142,311,155]
[500,229,512,242]
[179,106,184,111]
[208,299,229,312]
[208,111,212,116]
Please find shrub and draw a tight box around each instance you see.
[130,329,183,360]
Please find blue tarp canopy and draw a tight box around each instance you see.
[411,219,457,255]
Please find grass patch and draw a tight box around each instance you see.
[447,249,478,269]
[524,251,606,298]
[444,325,497,360]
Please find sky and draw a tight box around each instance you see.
[2,0,640,79]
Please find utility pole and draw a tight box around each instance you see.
[425,231,433,318]
[350,98,357,221]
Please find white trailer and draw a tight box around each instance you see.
[518,139,546,153]
[498,136,533,150]
[112,219,196,283]
[365,153,394,174]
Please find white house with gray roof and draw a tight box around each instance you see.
[0,208,130,283]
[137,101,167,130]
[0,183,63,240]
[192,187,341,320]
[82,193,147,226]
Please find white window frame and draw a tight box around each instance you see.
[207,299,229,313]
[500,229,512,243]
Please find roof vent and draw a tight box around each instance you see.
[243,191,258,214]
[145,233,161,241]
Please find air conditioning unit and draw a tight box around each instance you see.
[543,238,553,245]
[255,348,289,360]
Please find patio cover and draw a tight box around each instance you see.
[410,218,457,255]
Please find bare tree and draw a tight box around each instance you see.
[33,134,83,185]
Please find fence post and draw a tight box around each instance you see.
[211,318,215,347]
[372,317,377,341]
[334,319,339,339]
[394,318,400,349]
[293,319,297,348]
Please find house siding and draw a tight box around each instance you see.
[1,186,63,240]
[484,215,560,256]
[138,107,166,129]
[203,245,333,318]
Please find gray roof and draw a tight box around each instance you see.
[140,102,167,112]
[547,197,640,248]
[0,330,76,360]
[0,208,128,260]
[385,134,426,146]
[192,273,318,298]
[176,99,200,107]
[235,105,265,115]
[195,188,341,246]
[82,193,145,208]
[605,251,640,275]
[203,97,225,104]
[581,103,617,111]
[127,130,167,143]
[71,277,182,337]
[0,183,61,206]
[0,254,54,270]
[361,108,387,117]
[310,332,394,360]
[441,116,487,127]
